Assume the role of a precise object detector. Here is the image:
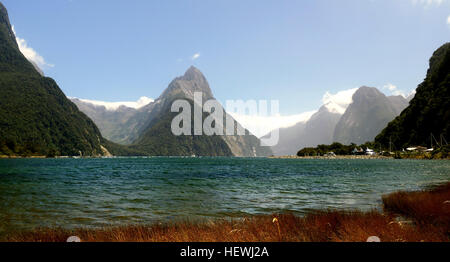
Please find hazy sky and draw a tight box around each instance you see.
[4,0,450,115]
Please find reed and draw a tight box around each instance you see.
[382,182,450,230]
[3,210,448,242]
[3,182,450,242]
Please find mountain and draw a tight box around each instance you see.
[70,98,150,144]
[387,95,410,115]
[333,86,408,145]
[127,66,215,145]
[375,43,450,149]
[269,105,341,156]
[0,3,112,156]
[29,60,44,76]
[268,86,410,156]
[73,66,272,156]
[72,67,215,145]
[134,66,272,156]
[128,100,234,156]
[128,66,271,156]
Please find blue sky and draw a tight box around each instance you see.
[4,0,450,116]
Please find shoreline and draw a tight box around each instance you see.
[270,154,450,160]
[3,182,449,242]
[1,155,447,160]
[269,155,393,160]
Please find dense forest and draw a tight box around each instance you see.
[375,43,450,150]
[0,3,111,156]
[297,142,374,156]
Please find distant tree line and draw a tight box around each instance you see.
[296,142,377,156]
[296,142,449,159]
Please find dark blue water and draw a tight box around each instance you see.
[0,157,449,234]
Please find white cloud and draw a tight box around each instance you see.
[230,111,316,138]
[11,26,54,69]
[447,15,450,25]
[322,88,358,114]
[229,88,359,137]
[191,53,200,60]
[384,83,397,91]
[411,0,445,7]
[72,96,154,111]
[382,83,414,98]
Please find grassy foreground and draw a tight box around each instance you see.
[4,183,450,242]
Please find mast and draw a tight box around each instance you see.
[441,134,448,146]
[389,137,392,153]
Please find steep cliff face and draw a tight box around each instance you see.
[73,66,272,156]
[0,3,111,156]
[332,86,405,145]
[129,66,272,156]
[375,43,450,149]
[387,95,410,115]
[0,3,36,75]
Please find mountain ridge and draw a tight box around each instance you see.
[267,86,410,155]
[375,42,450,149]
[72,66,272,156]
[332,86,408,145]
[130,66,272,156]
[0,2,116,157]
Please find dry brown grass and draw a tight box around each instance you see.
[4,210,449,242]
[3,182,450,242]
[382,182,450,230]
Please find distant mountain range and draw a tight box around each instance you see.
[272,42,450,157]
[1,2,447,157]
[72,66,272,157]
[267,105,342,156]
[269,86,411,156]
[333,86,410,145]
[70,98,149,145]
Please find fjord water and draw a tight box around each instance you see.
[0,157,449,235]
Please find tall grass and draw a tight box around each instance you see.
[4,210,448,242]
[382,182,450,230]
[3,182,450,242]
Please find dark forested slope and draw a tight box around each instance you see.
[0,3,110,156]
[375,43,450,149]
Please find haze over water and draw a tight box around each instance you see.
[0,157,449,235]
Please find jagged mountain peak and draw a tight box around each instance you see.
[183,66,205,81]
[333,86,405,145]
[160,66,214,101]
[352,86,384,101]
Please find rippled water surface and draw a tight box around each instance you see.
[0,157,449,234]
